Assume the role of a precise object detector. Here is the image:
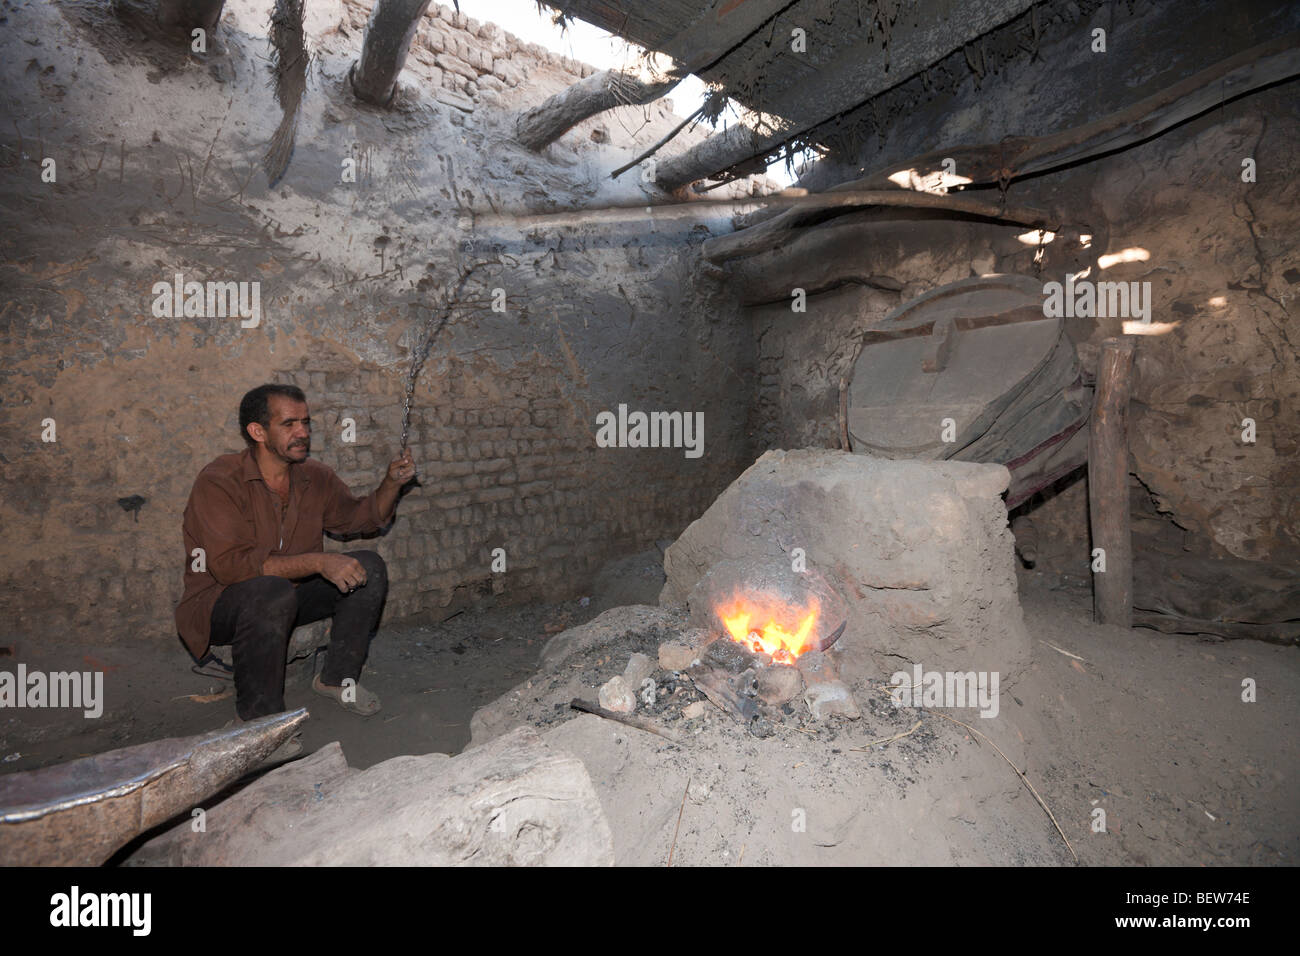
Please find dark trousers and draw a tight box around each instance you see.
[209,550,388,720]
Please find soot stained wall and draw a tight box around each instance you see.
[0,0,755,644]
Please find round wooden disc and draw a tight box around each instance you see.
[847,275,1061,458]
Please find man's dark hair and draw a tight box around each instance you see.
[239,384,307,446]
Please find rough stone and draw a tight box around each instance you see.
[658,642,698,671]
[623,652,654,688]
[654,625,713,672]
[286,620,329,662]
[804,680,862,721]
[541,606,678,672]
[795,649,838,684]
[436,52,478,81]
[598,675,636,714]
[124,728,614,865]
[492,59,523,86]
[422,25,449,51]
[756,664,803,705]
[435,87,475,112]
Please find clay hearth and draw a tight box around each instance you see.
[662,449,1031,688]
[566,450,1030,739]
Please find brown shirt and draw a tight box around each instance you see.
[175,447,385,659]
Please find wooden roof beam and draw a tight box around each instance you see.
[514,1,797,152]
[351,0,434,106]
[515,68,679,151]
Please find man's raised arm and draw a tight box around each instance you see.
[322,448,417,534]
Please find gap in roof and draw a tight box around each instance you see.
[456,0,801,187]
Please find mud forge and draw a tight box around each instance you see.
[1,0,1297,873]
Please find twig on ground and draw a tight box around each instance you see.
[927,709,1077,862]
[851,719,922,750]
[1040,639,1088,662]
[778,724,817,737]
[569,699,683,744]
[172,687,233,703]
[667,777,689,866]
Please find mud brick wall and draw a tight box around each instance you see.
[0,0,756,645]
[273,351,732,622]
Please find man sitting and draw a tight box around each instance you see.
[175,384,416,752]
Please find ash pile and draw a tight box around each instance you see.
[468,604,929,755]
[589,620,858,741]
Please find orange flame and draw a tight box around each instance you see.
[716,592,820,663]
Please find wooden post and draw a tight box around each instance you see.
[350,0,433,106]
[1088,336,1136,627]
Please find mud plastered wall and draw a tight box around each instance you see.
[744,0,1299,568]
[0,0,756,645]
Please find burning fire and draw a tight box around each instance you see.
[716,593,820,664]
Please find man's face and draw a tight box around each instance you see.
[253,395,311,463]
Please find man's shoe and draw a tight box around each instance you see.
[311,674,382,716]
[191,649,234,681]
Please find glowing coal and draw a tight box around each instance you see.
[687,559,849,665]
[715,590,820,663]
